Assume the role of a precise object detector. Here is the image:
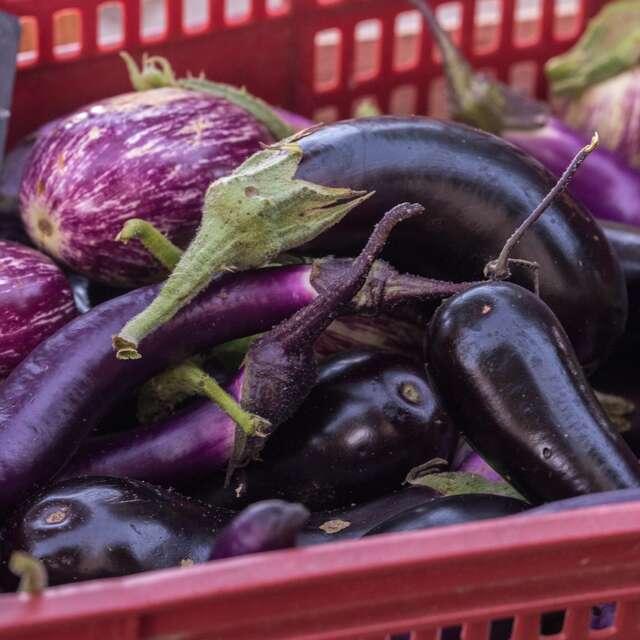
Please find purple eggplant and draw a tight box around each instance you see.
[455,450,504,484]
[0,476,234,587]
[410,0,640,228]
[116,117,626,372]
[0,264,318,516]
[210,500,309,560]
[19,87,272,287]
[0,240,76,379]
[428,281,640,504]
[197,350,457,510]
[364,494,529,536]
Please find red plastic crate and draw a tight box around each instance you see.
[1,0,633,639]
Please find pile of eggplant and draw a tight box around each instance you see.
[0,6,640,616]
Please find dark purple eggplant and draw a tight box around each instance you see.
[119,115,627,371]
[428,281,640,504]
[0,240,76,378]
[0,476,233,588]
[602,220,640,351]
[200,350,457,510]
[19,87,273,287]
[299,486,439,546]
[210,500,309,560]
[409,0,640,229]
[364,494,528,536]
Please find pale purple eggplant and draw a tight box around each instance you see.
[19,87,272,287]
[546,2,640,169]
[210,500,309,560]
[0,240,76,378]
[455,450,504,484]
[410,0,640,227]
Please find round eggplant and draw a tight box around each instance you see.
[200,350,458,510]
[19,88,272,286]
[428,281,640,504]
[0,476,232,588]
[364,494,528,536]
[0,240,76,378]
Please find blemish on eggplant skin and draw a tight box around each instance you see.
[481,304,492,315]
[245,186,260,198]
[37,217,54,237]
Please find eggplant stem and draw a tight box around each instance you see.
[114,141,374,360]
[485,133,599,282]
[116,219,183,271]
[9,552,48,595]
[120,52,177,91]
[143,360,269,438]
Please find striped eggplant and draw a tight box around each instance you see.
[19,87,273,287]
[0,240,75,379]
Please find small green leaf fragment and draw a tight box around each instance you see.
[408,471,528,502]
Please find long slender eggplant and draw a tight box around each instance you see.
[428,281,640,504]
[364,494,528,536]
[116,116,626,371]
[409,0,640,228]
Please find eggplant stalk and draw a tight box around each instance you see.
[116,218,183,271]
[114,139,373,359]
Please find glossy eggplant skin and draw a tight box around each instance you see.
[0,477,232,588]
[364,494,528,536]
[200,350,457,511]
[602,221,640,350]
[296,117,627,371]
[428,282,640,504]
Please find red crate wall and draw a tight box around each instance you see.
[2,0,609,147]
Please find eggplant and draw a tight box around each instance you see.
[210,500,309,560]
[601,221,640,351]
[65,206,465,484]
[0,264,319,516]
[118,116,626,372]
[0,240,76,378]
[0,476,231,587]
[455,450,504,483]
[197,350,457,510]
[364,494,528,536]
[546,2,640,169]
[409,0,640,229]
[299,486,439,546]
[428,281,640,504]
[19,87,273,287]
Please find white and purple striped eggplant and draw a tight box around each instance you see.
[546,2,640,169]
[19,87,272,287]
[0,240,76,378]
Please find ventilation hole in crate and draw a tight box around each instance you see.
[509,60,537,97]
[314,28,342,92]
[352,95,381,118]
[554,0,580,40]
[540,610,565,635]
[390,85,418,115]
[225,0,252,25]
[591,603,616,630]
[17,16,38,66]
[354,19,382,82]
[53,9,82,59]
[433,3,462,63]
[428,76,449,119]
[266,0,291,16]
[394,10,422,72]
[141,0,167,41]
[514,0,541,46]
[183,0,209,33]
[98,2,125,49]
[474,0,502,54]
[440,625,462,640]
[313,105,339,123]
[491,618,514,639]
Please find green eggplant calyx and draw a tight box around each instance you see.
[120,52,178,91]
